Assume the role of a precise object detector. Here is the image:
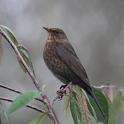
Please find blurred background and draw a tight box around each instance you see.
[0,0,124,123]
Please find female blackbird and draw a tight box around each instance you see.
[43,27,105,117]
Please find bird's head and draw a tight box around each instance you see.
[43,27,68,41]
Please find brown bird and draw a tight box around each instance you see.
[43,27,104,117]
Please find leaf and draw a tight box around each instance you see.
[70,91,83,124]
[17,46,35,75]
[6,90,41,117]
[83,91,97,120]
[73,86,95,124]
[0,25,18,46]
[65,86,95,124]
[64,93,71,115]
[108,89,124,124]
[29,113,47,124]
[85,87,109,124]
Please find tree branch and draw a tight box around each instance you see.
[0,29,60,124]
[0,83,45,103]
[0,30,40,90]
[0,97,45,113]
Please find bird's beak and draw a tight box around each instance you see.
[43,27,49,32]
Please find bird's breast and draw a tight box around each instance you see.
[43,42,68,74]
[43,42,82,84]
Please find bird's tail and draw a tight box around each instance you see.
[77,82,105,118]
[88,89,105,118]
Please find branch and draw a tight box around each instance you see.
[94,85,115,89]
[0,83,45,103]
[0,29,60,124]
[0,30,40,90]
[0,97,45,113]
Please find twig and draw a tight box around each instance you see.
[43,95,59,124]
[0,83,45,103]
[0,97,45,113]
[94,85,115,89]
[0,29,60,124]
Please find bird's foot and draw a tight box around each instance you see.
[59,84,68,90]
[53,86,67,103]
[52,83,72,104]
[56,86,67,100]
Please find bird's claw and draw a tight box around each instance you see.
[52,84,72,105]
[52,85,67,104]
[57,88,66,100]
[59,84,67,90]
[54,85,67,101]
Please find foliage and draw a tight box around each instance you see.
[108,89,124,124]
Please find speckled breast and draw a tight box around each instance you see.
[43,42,73,83]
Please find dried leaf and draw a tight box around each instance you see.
[73,86,94,124]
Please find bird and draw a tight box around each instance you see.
[43,27,105,117]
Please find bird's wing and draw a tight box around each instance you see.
[56,43,90,87]
[63,42,78,57]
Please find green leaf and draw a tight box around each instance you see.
[17,46,35,75]
[64,93,71,115]
[29,113,47,124]
[85,87,109,124]
[6,90,41,117]
[70,91,83,124]
[108,89,124,124]
[83,91,97,120]
[0,25,18,46]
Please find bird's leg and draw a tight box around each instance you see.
[57,83,72,99]
[59,84,67,90]
[56,86,66,100]
[53,83,72,104]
